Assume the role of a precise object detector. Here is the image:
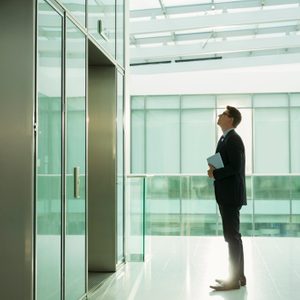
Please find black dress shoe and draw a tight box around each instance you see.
[210,281,240,291]
[215,276,246,286]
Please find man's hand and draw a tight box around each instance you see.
[207,164,215,179]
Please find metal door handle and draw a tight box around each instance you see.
[74,167,80,198]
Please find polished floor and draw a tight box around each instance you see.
[89,236,300,300]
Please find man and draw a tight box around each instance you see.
[207,105,247,291]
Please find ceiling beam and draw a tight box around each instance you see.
[130,7,300,35]
[130,35,300,60]
[131,25,298,45]
[130,0,300,18]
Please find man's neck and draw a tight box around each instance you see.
[222,126,234,133]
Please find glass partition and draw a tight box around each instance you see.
[117,72,124,263]
[126,177,145,262]
[36,1,62,298]
[65,18,86,299]
[60,0,86,26]
[130,93,300,237]
[88,0,116,58]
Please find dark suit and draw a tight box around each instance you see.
[213,129,247,283]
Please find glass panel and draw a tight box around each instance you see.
[236,109,252,174]
[181,95,215,109]
[126,177,145,261]
[131,96,144,109]
[181,109,215,173]
[146,95,180,109]
[65,19,86,300]
[254,108,289,173]
[253,94,288,107]
[146,176,181,235]
[88,0,116,58]
[60,0,85,26]
[217,94,252,108]
[290,107,300,173]
[117,72,124,263]
[131,110,145,173]
[290,94,300,107]
[291,176,300,236]
[36,1,62,299]
[146,110,180,173]
[253,176,290,236]
[116,0,124,66]
[181,176,217,236]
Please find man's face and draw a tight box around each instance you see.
[217,110,233,128]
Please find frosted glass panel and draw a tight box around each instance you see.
[253,94,288,107]
[181,109,215,173]
[254,108,289,173]
[291,108,300,173]
[146,95,180,109]
[181,95,215,108]
[217,94,252,108]
[290,94,300,107]
[131,111,145,173]
[131,96,144,109]
[235,109,252,174]
[65,19,86,300]
[146,110,180,173]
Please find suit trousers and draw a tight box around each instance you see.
[218,204,245,282]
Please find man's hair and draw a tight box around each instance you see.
[227,105,242,128]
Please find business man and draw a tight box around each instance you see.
[207,105,247,291]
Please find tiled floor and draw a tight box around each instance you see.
[89,236,300,300]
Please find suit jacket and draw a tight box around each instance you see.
[213,130,247,207]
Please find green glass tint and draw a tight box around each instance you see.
[254,108,289,173]
[65,19,86,299]
[130,93,300,237]
[146,110,180,173]
[60,0,85,26]
[36,1,62,298]
[88,0,116,58]
[117,72,124,263]
[126,177,145,261]
[181,109,215,173]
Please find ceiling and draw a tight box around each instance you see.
[129,0,300,69]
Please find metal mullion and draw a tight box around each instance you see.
[179,95,182,234]
[144,96,147,173]
[288,93,292,223]
[84,33,88,297]
[251,94,255,236]
[214,95,219,236]
[33,0,38,298]
[61,12,67,300]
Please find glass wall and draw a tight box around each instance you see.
[65,18,86,300]
[57,0,124,65]
[117,72,124,263]
[36,1,63,298]
[131,93,300,237]
[88,0,116,58]
[60,0,86,26]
